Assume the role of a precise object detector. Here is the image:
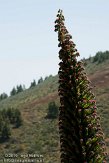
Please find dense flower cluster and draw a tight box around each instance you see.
[55,9,106,162]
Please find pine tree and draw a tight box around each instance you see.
[6,108,13,121]
[1,120,11,141]
[30,79,36,88]
[5,108,22,128]
[38,77,43,84]
[7,108,22,127]
[0,93,8,100]
[10,87,17,96]
[55,9,106,162]
[0,116,11,142]
[16,85,24,93]
[46,101,58,119]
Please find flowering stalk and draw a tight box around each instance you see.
[55,9,106,163]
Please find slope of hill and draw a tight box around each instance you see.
[0,75,59,163]
[0,52,109,162]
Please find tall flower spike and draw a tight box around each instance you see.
[55,10,107,162]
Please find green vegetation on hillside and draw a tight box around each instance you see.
[0,54,109,162]
[93,51,109,63]
[0,62,109,163]
[0,108,22,143]
[0,76,52,101]
[82,51,109,75]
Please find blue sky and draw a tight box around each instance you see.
[0,0,109,94]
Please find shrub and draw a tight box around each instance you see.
[0,116,11,142]
[46,102,58,119]
[0,108,22,128]
[6,108,22,128]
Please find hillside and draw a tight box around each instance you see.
[0,52,109,162]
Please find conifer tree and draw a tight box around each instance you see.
[6,108,22,128]
[55,10,106,162]
[16,85,24,93]
[38,77,43,84]
[0,93,8,100]
[10,87,17,96]
[46,101,58,119]
[0,120,11,141]
[30,79,36,88]
[0,116,11,142]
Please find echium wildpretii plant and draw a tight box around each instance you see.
[54,9,107,163]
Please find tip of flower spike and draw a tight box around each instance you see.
[58,9,63,13]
